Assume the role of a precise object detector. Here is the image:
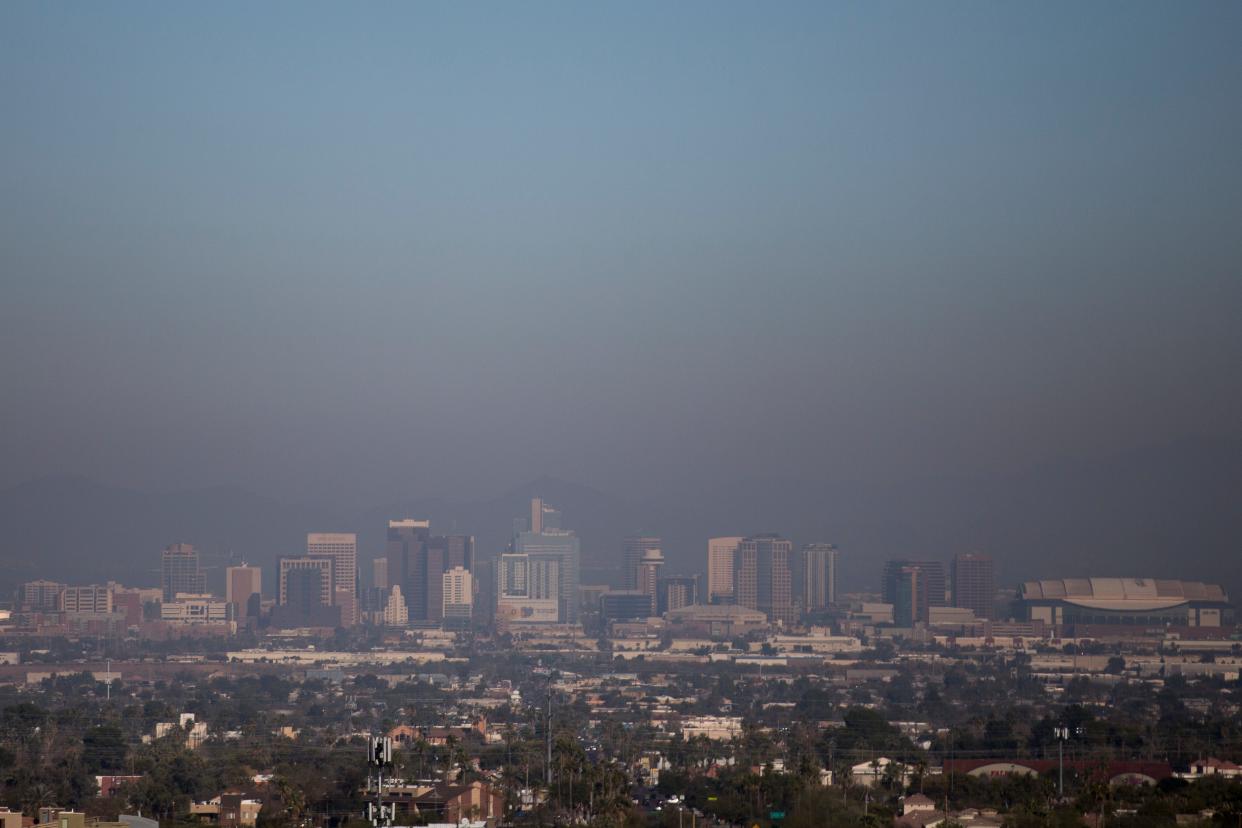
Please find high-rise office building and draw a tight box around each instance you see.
[657,575,698,615]
[623,536,662,590]
[273,556,338,628]
[19,580,66,612]
[512,498,579,623]
[278,557,333,609]
[498,552,529,598]
[495,552,560,626]
[226,565,262,622]
[636,546,665,614]
[736,534,794,624]
[372,557,389,591]
[442,566,473,627]
[473,556,496,626]
[307,533,357,625]
[384,519,473,623]
[802,543,839,612]
[424,534,475,621]
[951,553,995,620]
[707,537,743,603]
[386,519,431,619]
[893,566,921,627]
[881,560,947,618]
[61,585,112,614]
[162,543,205,602]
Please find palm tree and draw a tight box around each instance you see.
[275,776,307,827]
[913,756,929,794]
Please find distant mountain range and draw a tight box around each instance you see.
[2,436,1239,603]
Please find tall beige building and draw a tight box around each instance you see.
[707,537,743,603]
[736,534,794,624]
[226,565,262,621]
[308,533,357,625]
[530,497,544,534]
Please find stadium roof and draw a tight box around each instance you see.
[1020,578,1228,605]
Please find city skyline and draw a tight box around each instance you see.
[1,3,1240,824]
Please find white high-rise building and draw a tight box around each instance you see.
[383,585,409,627]
[443,566,473,623]
[707,537,743,603]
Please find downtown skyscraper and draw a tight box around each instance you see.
[161,543,205,601]
[882,559,947,621]
[384,519,474,624]
[735,534,794,624]
[497,498,580,624]
[952,552,996,620]
[277,556,335,628]
[308,532,358,625]
[707,536,743,604]
[226,564,262,622]
[623,536,662,590]
[802,542,839,612]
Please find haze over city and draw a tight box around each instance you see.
[3,2,1242,597]
[3,4,1242,827]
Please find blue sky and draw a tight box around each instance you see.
[2,1,1240,508]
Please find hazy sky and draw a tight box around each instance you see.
[3,2,1240,509]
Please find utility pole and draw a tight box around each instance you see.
[1055,727,1066,798]
[828,738,835,792]
[546,690,553,789]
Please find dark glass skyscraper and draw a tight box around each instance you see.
[161,543,205,601]
[386,519,431,620]
[882,559,946,621]
[385,519,474,623]
[952,553,996,620]
[893,566,921,627]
